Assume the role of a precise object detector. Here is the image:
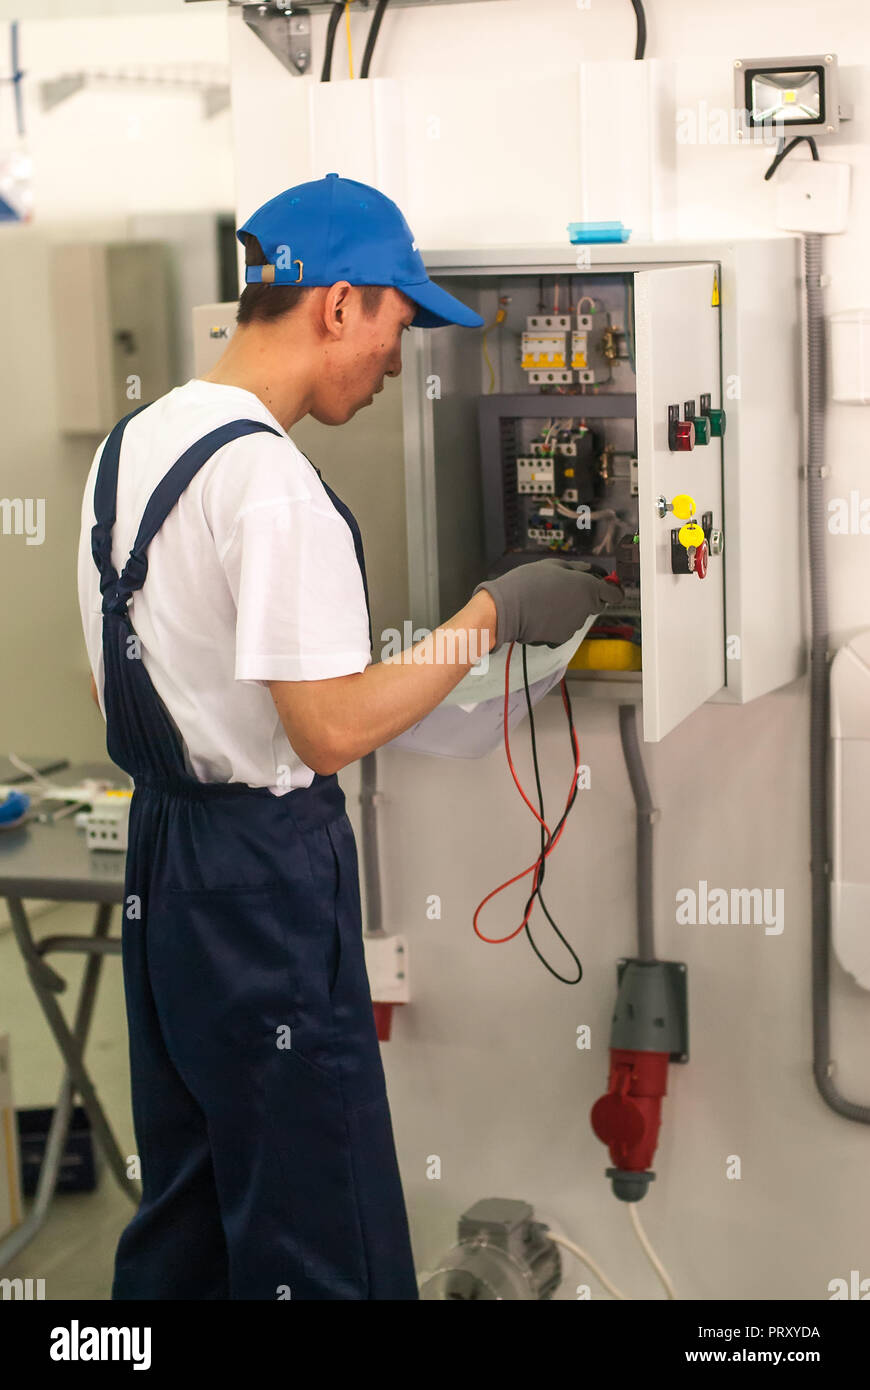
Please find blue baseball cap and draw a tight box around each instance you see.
[237,173,484,329]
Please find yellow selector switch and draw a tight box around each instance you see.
[678,521,705,549]
[671,494,696,520]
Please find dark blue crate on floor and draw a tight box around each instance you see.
[16,1105,100,1196]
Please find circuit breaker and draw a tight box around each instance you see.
[401,239,803,743]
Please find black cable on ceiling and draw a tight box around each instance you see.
[321,2,345,82]
[630,0,646,60]
[360,0,389,79]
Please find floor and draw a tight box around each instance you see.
[0,900,134,1299]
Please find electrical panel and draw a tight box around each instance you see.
[401,239,803,743]
[50,241,174,435]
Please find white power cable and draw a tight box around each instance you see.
[6,752,68,800]
[546,1230,628,1301]
[627,1202,677,1299]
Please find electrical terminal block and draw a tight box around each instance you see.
[84,790,132,851]
[528,369,573,385]
[527,313,571,332]
[517,457,555,495]
[528,525,566,544]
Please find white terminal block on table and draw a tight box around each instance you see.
[84,791,132,852]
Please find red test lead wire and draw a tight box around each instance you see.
[472,641,581,945]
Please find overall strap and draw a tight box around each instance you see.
[94,419,282,616]
[315,471,374,650]
[91,402,153,599]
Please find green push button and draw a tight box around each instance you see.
[692,414,711,445]
[706,408,726,437]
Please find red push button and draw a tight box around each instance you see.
[672,420,694,452]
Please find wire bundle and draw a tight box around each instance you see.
[321,0,389,82]
[473,643,584,984]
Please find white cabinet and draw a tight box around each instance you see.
[51,241,173,436]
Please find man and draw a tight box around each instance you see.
[78,173,620,1301]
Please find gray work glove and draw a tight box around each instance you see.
[472,558,623,651]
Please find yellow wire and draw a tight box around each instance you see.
[345,2,354,79]
[481,306,506,394]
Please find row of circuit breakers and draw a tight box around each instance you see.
[517,310,726,585]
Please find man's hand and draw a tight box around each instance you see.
[472,558,622,650]
[89,673,100,709]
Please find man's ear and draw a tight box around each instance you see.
[323,280,353,334]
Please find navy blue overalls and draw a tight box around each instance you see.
[90,404,419,1300]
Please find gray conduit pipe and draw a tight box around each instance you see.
[805,233,870,1122]
[618,703,657,962]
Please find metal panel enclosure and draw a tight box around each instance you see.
[635,262,725,740]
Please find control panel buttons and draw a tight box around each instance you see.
[672,419,694,451]
[699,392,726,438]
[691,414,711,445]
[684,399,711,446]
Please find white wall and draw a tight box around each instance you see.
[225,0,870,1299]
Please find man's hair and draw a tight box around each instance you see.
[236,233,390,326]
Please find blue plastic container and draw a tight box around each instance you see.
[567,221,632,244]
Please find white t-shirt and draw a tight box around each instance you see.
[77,379,372,795]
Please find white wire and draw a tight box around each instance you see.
[628,1202,678,1299]
[546,1230,628,1301]
[6,753,66,799]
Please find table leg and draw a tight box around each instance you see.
[0,897,141,1267]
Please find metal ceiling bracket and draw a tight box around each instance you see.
[39,73,86,112]
[243,6,311,77]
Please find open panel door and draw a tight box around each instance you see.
[635,263,725,742]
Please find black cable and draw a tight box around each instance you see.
[630,0,646,60]
[360,0,389,79]
[321,2,344,83]
[763,134,819,181]
[518,644,583,985]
